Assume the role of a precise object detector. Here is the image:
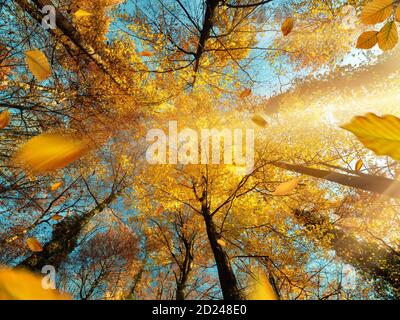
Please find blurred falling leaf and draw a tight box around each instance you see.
[156,206,164,215]
[239,88,252,99]
[25,49,51,81]
[0,110,10,129]
[252,115,268,128]
[360,0,393,25]
[377,21,398,51]
[140,51,153,57]
[248,270,277,300]
[217,239,226,247]
[26,237,43,252]
[14,133,88,174]
[74,9,92,18]
[50,182,63,192]
[281,17,294,36]
[356,31,378,49]
[396,6,400,22]
[0,268,70,300]
[273,177,300,196]
[51,214,63,221]
[355,159,363,172]
[341,113,400,160]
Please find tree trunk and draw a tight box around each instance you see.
[273,162,400,198]
[202,210,243,300]
[295,210,400,298]
[176,238,194,300]
[18,193,117,272]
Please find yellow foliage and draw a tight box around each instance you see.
[377,21,398,51]
[342,113,400,160]
[273,178,300,196]
[356,31,378,49]
[0,268,70,300]
[14,133,88,174]
[360,0,393,25]
[25,49,51,81]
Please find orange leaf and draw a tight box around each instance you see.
[51,214,63,221]
[140,51,153,57]
[0,110,11,129]
[240,88,252,99]
[50,182,63,192]
[355,159,363,172]
[281,17,294,36]
[26,237,43,252]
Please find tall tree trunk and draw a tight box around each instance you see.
[202,208,243,300]
[273,162,400,198]
[295,210,400,298]
[18,193,117,272]
[176,238,194,300]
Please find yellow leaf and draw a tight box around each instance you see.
[50,182,63,192]
[248,270,277,300]
[25,49,51,81]
[140,51,153,57]
[0,268,70,300]
[26,237,43,252]
[251,115,268,128]
[356,31,379,49]
[396,6,400,22]
[281,17,294,36]
[377,21,398,51]
[355,159,363,172]
[341,113,400,160]
[217,239,226,247]
[273,178,300,196]
[14,133,88,174]
[74,9,92,18]
[51,214,63,221]
[0,110,11,129]
[360,0,393,25]
[239,88,252,99]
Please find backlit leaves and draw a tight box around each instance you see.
[14,133,88,174]
[0,110,10,129]
[281,17,294,36]
[356,31,378,49]
[26,237,43,252]
[360,0,393,25]
[25,49,51,81]
[0,268,70,300]
[341,113,400,160]
[377,21,398,50]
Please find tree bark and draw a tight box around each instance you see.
[18,193,117,272]
[202,209,243,300]
[273,162,400,198]
[295,210,400,298]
